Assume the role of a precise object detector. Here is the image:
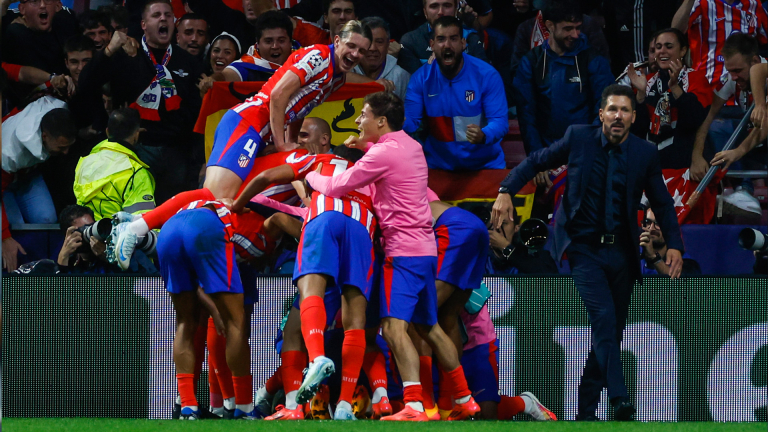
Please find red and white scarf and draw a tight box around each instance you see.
[130,36,181,121]
[530,11,550,49]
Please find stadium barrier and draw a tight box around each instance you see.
[2,275,766,421]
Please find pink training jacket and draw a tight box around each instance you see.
[305,130,436,257]
[460,304,497,351]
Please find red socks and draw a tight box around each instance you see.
[362,351,388,391]
[498,395,526,420]
[265,365,283,395]
[338,329,366,403]
[207,317,234,400]
[419,356,436,409]
[446,365,472,399]
[143,188,215,229]
[436,369,452,411]
[299,296,326,361]
[232,375,253,405]
[281,350,308,394]
[403,383,424,404]
[177,373,197,408]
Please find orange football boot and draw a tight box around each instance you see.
[446,397,481,421]
[372,396,393,419]
[265,404,304,420]
[380,405,429,421]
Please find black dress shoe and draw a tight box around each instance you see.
[575,413,599,421]
[614,400,636,421]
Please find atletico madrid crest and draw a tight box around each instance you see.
[238,154,250,168]
[465,90,475,102]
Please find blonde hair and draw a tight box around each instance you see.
[337,20,372,42]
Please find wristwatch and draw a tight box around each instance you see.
[646,252,663,268]
[499,186,510,195]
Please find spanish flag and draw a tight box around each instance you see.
[194,81,384,158]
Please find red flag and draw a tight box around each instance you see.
[662,168,726,224]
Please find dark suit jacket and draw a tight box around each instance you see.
[500,125,684,277]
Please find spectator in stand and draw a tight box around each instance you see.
[399,0,488,75]
[672,0,768,88]
[183,0,272,47]
[616,36,660,87]
[2,104,76,272]
[404,16,507,170]
[292,0,357,47]
[513,0,613,156]
[80,10,113,51]
[640,207,701,276]
[73,108,156,220]
[487,209,558,274]
[510,0,609,79]
[197,32,243,96]
[175,13,209,60]
[353,17,411,100]
[626,28,710,169]
[691,33,767,217]
[104,5,130,35]
[221,10,293,82]
[78,0,205,204]
[64,36,95,88]
[1,0,77,105]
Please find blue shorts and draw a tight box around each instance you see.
[238,262,259,306]
[158,208,243,296]
[380,256,438,326]
[435,207,489,291]
[207,109,265,181]
[461,339,500,403]
[294,211,375,299]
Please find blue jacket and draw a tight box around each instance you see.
[513,34,614,154]
[500,125,684,278]
[404,54,508,170]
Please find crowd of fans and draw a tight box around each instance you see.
[1,0,767,274]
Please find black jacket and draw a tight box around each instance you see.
[78,46,204,148]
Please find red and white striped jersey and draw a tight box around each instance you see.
[177,200,277,260]
[239,148,310,205]
[231,44,346,136]
[286,153,377,237]
[688,0,768,83]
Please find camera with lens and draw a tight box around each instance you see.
[738,228,768,253]
[74,219,112,254]
[518,218,549,252]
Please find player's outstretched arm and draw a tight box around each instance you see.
[232,165,297,213]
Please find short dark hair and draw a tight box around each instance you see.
[323,0,357,14]
[364,91,404,131]
[423,0,457,7]
[64,35,97,56]
[107,108,141,142]
[40,108,77,141]
[176,12,208,28]
[142,0,172,19]
[59,205,94,232]
[722,33,760,60]
[254,10,294,42]
[361,16,390,39]
[431,16,462,39]
[80,10,113,32]
[651,28,689,53]
[543,0,582,25]
[600,84,637,111]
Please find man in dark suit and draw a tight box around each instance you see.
[491,84,684,421]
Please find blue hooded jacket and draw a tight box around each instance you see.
[513,34,614,154]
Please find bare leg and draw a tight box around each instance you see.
[281,306,306,353]
[264,212,303,239]
[203,166,243,200]
[435,280,471,360]
[171,290,201,374]
[381,317,420,382]
[211,292,249,376]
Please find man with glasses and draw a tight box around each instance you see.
[640,207,700,276]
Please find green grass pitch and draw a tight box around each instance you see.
[3,419,765,432]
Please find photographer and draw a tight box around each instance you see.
[57,205,156,273]
[640,207,701,276]
[487,209,557,275]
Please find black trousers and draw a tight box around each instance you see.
[567,240,635,417]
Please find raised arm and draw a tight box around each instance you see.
[691,93,725,181]
[232,164,296,213]
[305,146,388,197]
[672,0,696,32]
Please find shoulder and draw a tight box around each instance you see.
[402,24,428,44]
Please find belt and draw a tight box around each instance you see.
[572,233,624,247]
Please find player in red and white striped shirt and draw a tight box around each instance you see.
[680,0,768,85]
[231,149,377,421]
